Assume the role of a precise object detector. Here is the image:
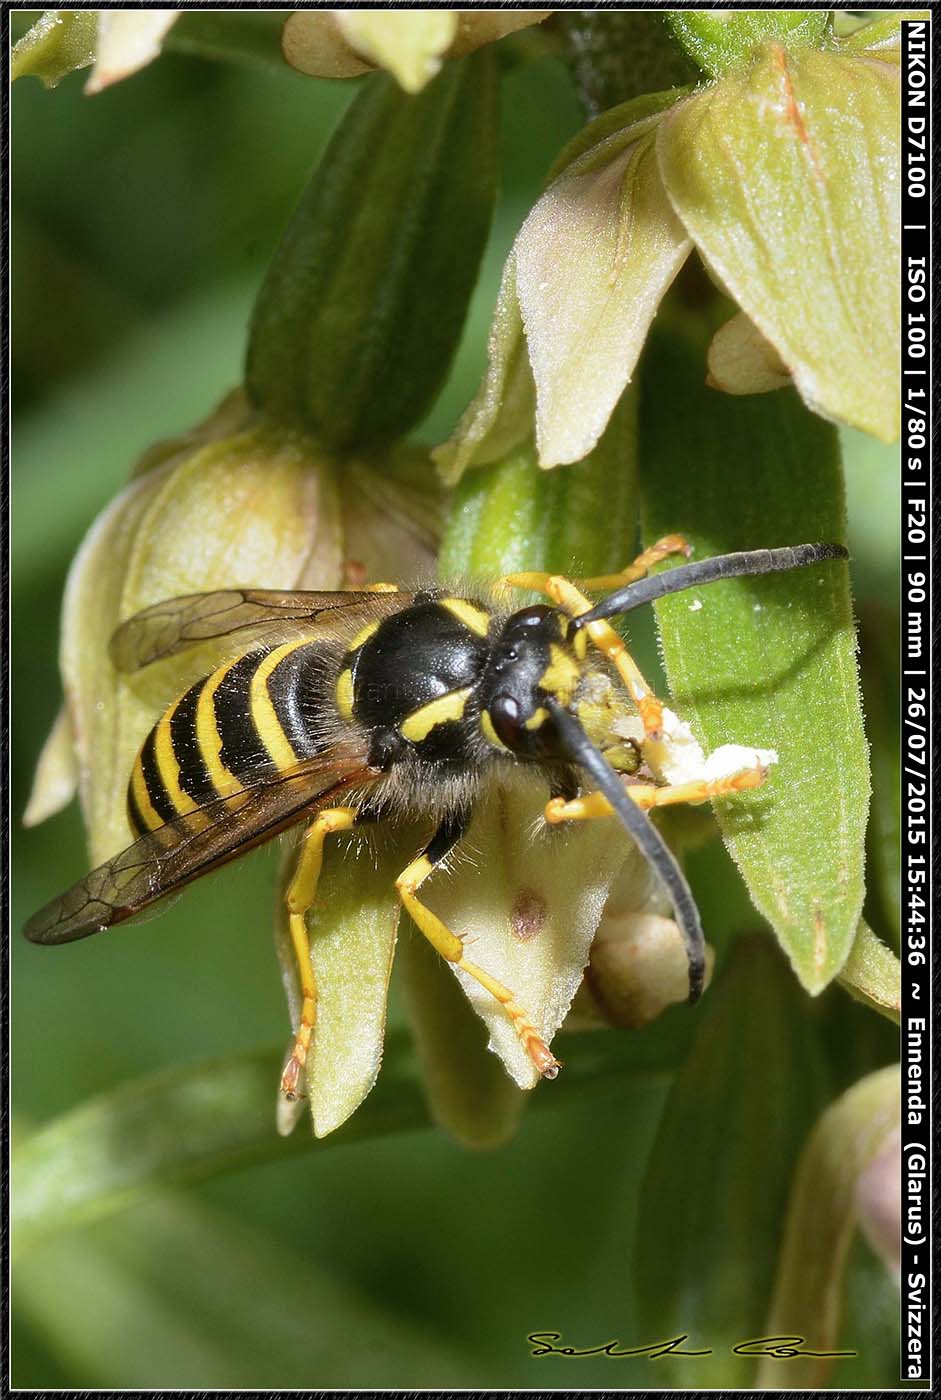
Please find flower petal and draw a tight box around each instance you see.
[516,113,691,467]
[85,10,179,95]
[659,45,901,442]
[339,446,446,585]
[281,12,372,79]
[434,90,690,482]
[23,705,77,827]
[60,402,342,864]
[334,10,457,93]
[449,11,552,56]
[706,310,791,395]
[274,830,407,1139]
[426,777,631,1089]
[282,9,551,86]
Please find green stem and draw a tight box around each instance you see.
[12,1026,682,1257]
[552,10,698,115]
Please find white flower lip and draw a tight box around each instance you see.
[614,705,778,788]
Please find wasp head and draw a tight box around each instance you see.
[478,605,587,757]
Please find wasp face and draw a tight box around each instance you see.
[478,605,585,757]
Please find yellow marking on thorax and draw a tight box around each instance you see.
[153,707,198,816]
[335,667,355,721]
[440,597,491,637]
[480,710,509,750]
[250,642,307,772]
[400,687,472,743]
[539,643,580,706]
[195,661,245,799]
[348,620,379,652]
[130,754,164,831]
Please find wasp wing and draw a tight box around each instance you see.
[109,588,412,673]
[24,745,378,946]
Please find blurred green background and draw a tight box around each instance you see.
[12,20,901,1389]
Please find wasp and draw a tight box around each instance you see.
[25,537,846,1098]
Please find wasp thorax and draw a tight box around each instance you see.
[479,606,584,756]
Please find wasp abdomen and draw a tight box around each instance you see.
[127,640,333,836]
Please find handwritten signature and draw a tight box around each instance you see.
[527,1332,856,1360]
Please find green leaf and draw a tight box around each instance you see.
[837,921,901,1024]
[11,10,97,87]
[640,320,869,993]
[635,935,830,1387]
[757,1064,900,1389]
[667,9,831,79]
[15,1193,472,1386]
[658,46,901,443]
[11,1028,686,1257]
[246,54,499,454]
[857,605,901,948]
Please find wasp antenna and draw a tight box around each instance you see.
[575,542,848,627]
[545,698,705,1003]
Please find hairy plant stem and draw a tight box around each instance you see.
[552,10,699,116]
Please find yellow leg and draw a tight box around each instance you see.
[280,807,358,1100]
[544,765,769,825]
[579,533,691,592]
[503,570,665,740]
[395,843,561,1080]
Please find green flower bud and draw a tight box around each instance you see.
[854,1124,901,1282]
[247,55,499,455]
[706,310,791,395]
[282,9,551,92]
[759,1065,901,1387]
[667,9,831,79]
[567,842,716,1031]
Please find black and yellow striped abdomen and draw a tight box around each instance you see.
[127,639,331,836]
